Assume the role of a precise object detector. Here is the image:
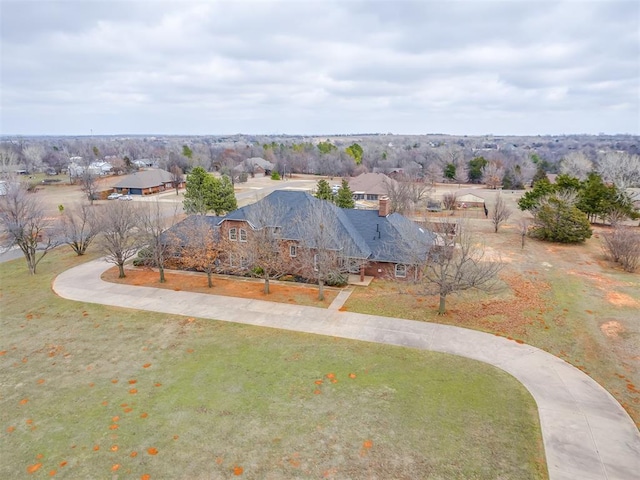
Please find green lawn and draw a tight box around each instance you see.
[0,249,546,479]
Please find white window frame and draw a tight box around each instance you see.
[290,245,297,257]
[395,264,407,278]
[313,253,318,272]
[229,228,237,241]
[239,228,247,242]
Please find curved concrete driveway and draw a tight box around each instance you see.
[53,259,640,480]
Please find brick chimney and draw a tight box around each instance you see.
[378,196,390,217]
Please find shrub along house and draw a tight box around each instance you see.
[164,190,435,281]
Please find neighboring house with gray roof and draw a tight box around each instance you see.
[112,169,184,195]
[234,157,274,176]
[165,190,434,280]
[348,172,398,201]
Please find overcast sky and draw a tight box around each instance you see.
[1,0,638,136]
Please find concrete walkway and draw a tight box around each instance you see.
[328,286,354,310]
[52,259,640,480]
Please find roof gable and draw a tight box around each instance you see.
[342,210,434,263]
[223,190,372,258]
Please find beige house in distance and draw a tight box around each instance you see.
[348,172,398,203]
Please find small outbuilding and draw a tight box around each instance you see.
[455,193,485,208]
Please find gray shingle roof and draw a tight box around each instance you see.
[113,169,174,189]
[161,215,224,245]
[222,191,372,259]
[212,190,433,264]
[342,210,434,263]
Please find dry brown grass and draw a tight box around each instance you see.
[346,220,640,427]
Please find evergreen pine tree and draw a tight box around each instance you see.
[184,168,237,215]
[335,179,355,208]
[183,166,212,214]
[315,179,334,201]
[210,175,237,215]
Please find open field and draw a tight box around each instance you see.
[1,249,546,479]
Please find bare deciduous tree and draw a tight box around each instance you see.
[518,217,531,249]
[601,224,640,272]
[244,198,289,294]
[22,144,45,174]
[490,192,512,233]
[140,200,180,283]
[424,162,442,186]
[174,216,224,288]
[59,203,99,255]
[596,151,640,189]
[422,219,504,314]
[0,147,20,176]
[442,146,464,169]
[0,182,61,274]
[97,201,143,278]
[169,164,183,195]
[559,152,593,181]
[79,170,100,205]
[384,174,431,214]
[482,161,504,189]
[454,161,469,187]
[295,201,349,301]
[442,192,457,211]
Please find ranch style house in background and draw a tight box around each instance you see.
[165,190,435,281]
[112,169,184,195]
[348,172,399,202]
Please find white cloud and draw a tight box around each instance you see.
[1,0,638,135]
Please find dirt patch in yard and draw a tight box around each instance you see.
[606,292,640,308]
[101,267,338,308]
[600,321,625,338]
[444,273,552,337]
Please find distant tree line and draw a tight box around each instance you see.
[2,135,639,192]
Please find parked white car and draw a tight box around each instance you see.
[118,194,133,201]
[107,193,122,200]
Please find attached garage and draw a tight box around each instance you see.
[112,169,183,195]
